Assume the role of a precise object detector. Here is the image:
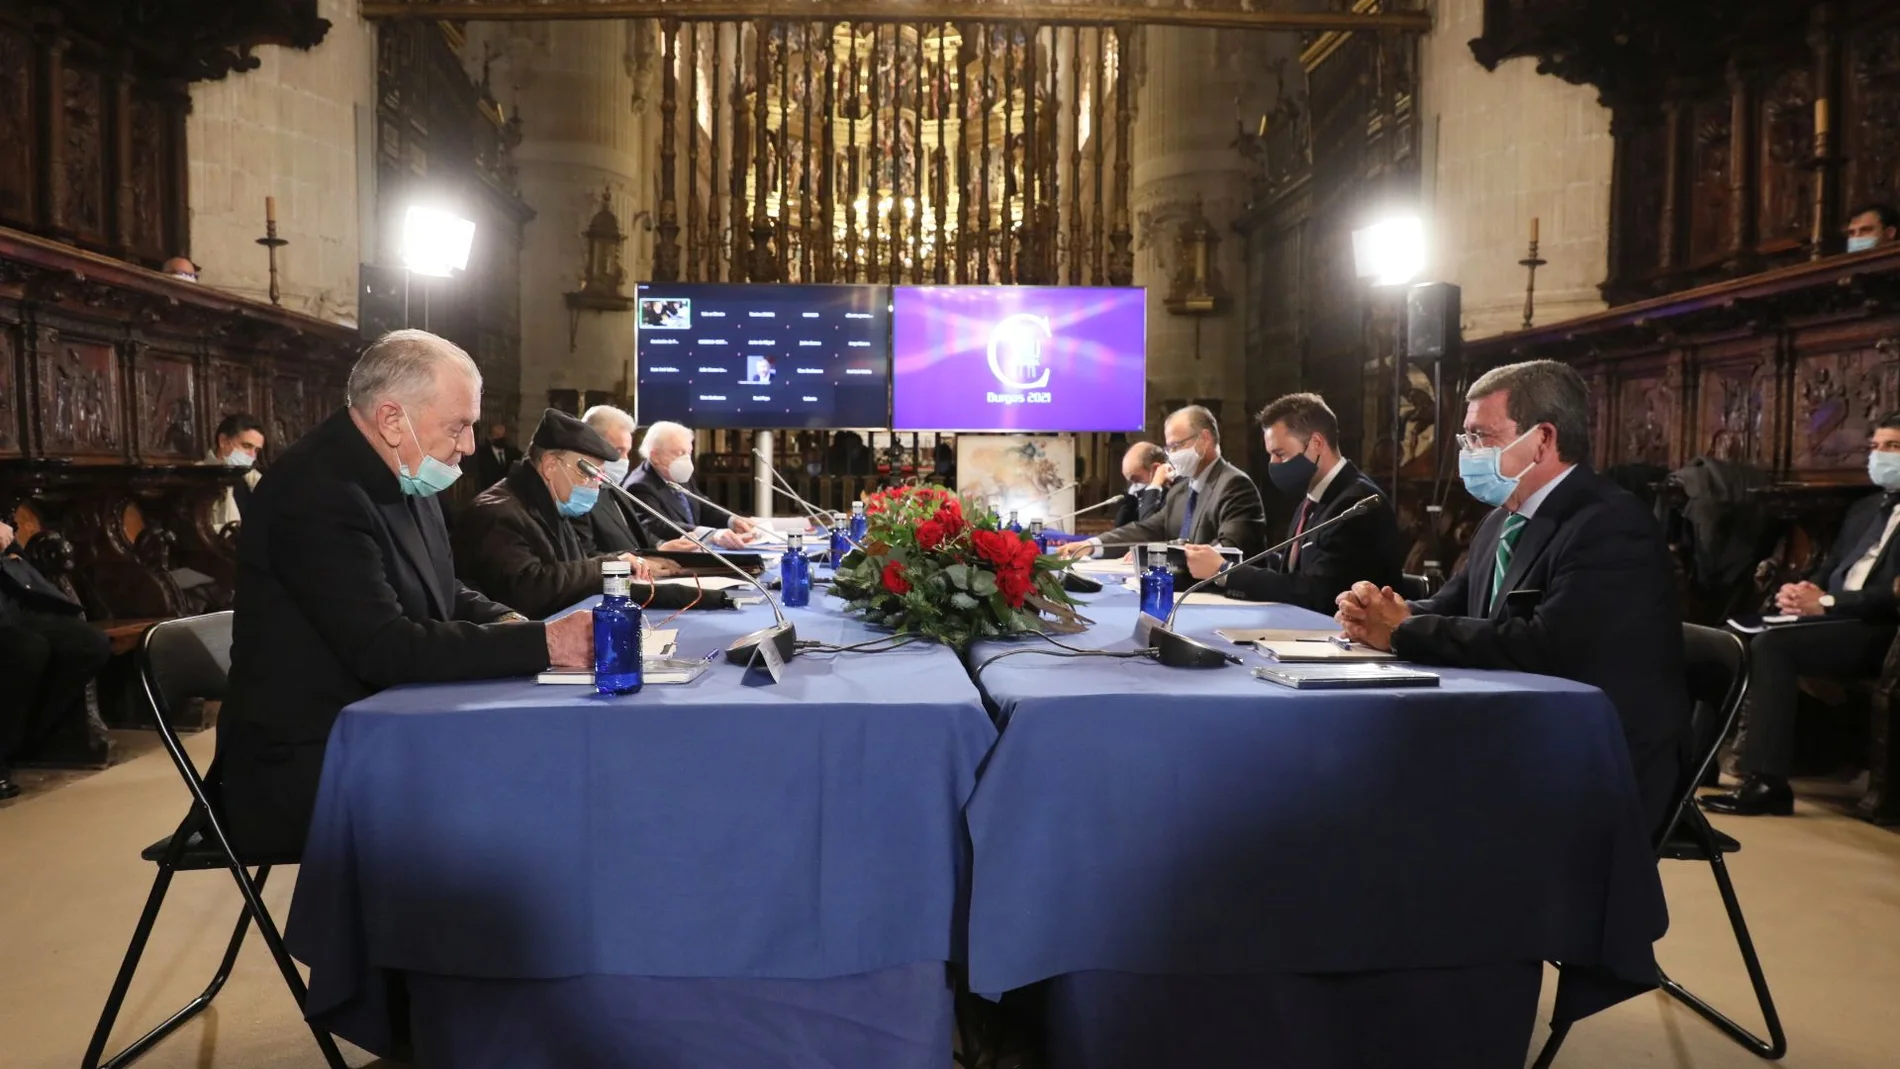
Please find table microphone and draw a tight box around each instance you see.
[1146,495,1385,669]
[751,448,868,555]
[578,458,797,671]
[1043,492,1128,531]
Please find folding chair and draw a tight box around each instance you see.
[81,612,347,1069]
[1531,623,1786,1065]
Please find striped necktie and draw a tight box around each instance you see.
[1490,512,1529,611]
[1178,487,1200,542]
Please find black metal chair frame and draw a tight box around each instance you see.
[81,612,347,1069]
[1531,623,1787,1066]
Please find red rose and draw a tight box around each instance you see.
[881,561,911,595]
[996,565,1033,608]
[933,505,965,537]
[972,529,1014,566]
[1013,536,1041,568]
[917,520,947,551]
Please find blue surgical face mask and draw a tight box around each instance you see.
[1849,235,1879,254]
[1458,427,1539,508]
[396,410,464,498]
[1869,450,1900,490]
[559,483,601,517]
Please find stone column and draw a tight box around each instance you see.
[492,20,656,435]
[1129,27,1254,453]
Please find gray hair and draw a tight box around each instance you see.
[582,404,637,437]
[1467,359,1591,463]
[638,420,692,459]
[346,329,481,412]
[1170,404,1220,442]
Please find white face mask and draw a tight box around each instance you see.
[665,455,694,484]
[601,457,631,485]
[224,449,256,469]
[1165,441,1202,480]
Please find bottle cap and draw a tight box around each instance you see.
[601,560,632,576]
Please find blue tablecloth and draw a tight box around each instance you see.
[285,596,996,1057]
[966,587,1668,1024]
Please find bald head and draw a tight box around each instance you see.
[1121,441,1167,483]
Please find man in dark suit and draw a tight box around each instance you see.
[1059,405,1267,559]
[0,521,111,799]
[1183,392,1403,614]
[1336,360,1691,835]
[1702,413,1900,816]
[453,409,709,620]
[469,421,523,491]
[1114,442,1171,528]
[214,330,594,859]
[575,405,702,556]
[624,420,764,550]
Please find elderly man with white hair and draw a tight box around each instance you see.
[575,405,699,556]
[213,329,595,859]
[623,419,761,551]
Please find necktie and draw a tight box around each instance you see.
[674,488,695,526]
[1490,512,1529,612]
[1287,498,1314,569]
[1179,487,1200,542]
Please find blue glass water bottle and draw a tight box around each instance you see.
[848,501,868,542]
[1139,542,1175,618]
[1006,510,1023,534]
[829,527,849,569]
[781,532,812,607]
[1028,519,1049,554]
[594,560,643,694]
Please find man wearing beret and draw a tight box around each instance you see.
[452,409,713,619]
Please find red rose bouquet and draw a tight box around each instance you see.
[832,484,1080,648]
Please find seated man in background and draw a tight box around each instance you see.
[1336,360,1690,835]
[469,421,523,492]
[454,409,708,620]
[577,405,701,557]
[216,330,591,859]
[1184,392,1403,613]
[1846,203,1900,253]
[1702,414,1900,816]
[0,520,111,799]
[206,413,266,529]
[626,420,762,551]
[1059,405,1266,559]
[1115,442,1171,528]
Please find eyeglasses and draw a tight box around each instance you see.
[564,461,604,487]
[1163,431,1203,451]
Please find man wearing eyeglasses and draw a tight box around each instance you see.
[451,409,708,620]
[1335,360,1691,835]
[1703,414,1900,816]
[1058,404,1266,560]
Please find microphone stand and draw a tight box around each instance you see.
[752,448,869,556]
[1144,495,1385,669]
[579,459,797,672]
[1044,492,1129,531]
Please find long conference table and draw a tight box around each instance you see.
[284,579,1668,1069]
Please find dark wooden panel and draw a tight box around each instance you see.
[1791,342,1899,471]
[137,351,197,460]
[210,358,255,423]
[1845,15,1900,213]
[128,96,167,261]
[0,323,18,455]
[1759,65,1816,253]
[39,336,122,457]
[270,372,308,448]
[1695,347,1777,466]
[60,60,107,244]
[0,23,32,221]
[1687,92,1734,268]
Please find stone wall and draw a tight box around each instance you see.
[1419,0,1614,339]
[186,0,375,327]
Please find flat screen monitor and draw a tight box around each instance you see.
[635,283,891,429]
[890,285,1146,432]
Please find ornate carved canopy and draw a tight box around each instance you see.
[40,0,333,82]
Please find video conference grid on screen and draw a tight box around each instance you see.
[634,283,892,430]
[633,283,1146,431]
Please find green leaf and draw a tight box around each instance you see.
[945,563,971,590]
[971,571,998,596]
[950,592,979,611]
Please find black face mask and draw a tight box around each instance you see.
[1267,447,1318,497]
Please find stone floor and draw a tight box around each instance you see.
[2,731,1897,1069]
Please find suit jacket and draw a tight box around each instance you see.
[1113,485,1168,528]
[453,462,709,620]
[1217,460,1404,613]
[0,553,85,622]
[573,481,654,556]
[624,459,735,545]
[1097,456,1267,556]
[216,408,549,859]
[1394,465,1691,834]
[469,440,523,492]
[1807,489,1900,621]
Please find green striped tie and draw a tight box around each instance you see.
[1491,512,1529,611]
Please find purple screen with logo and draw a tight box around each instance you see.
[891,286,1146,432]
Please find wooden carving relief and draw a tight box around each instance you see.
[138,353,197,459]
[271,374,308,447]
[211,359,254,423]
[128,98,167,260]
[0,26,31,221]
[1615,120,1667,283]
[1617,374,1676,468]
[1759,66,1814,250]
[0,326,17,455]
[61,62,106,242]
[1688,95,1733,267]
[1792,347,1899,471]
[41,338,122,455]
[1697,360,1774,466]
[1847,21,1900,212]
